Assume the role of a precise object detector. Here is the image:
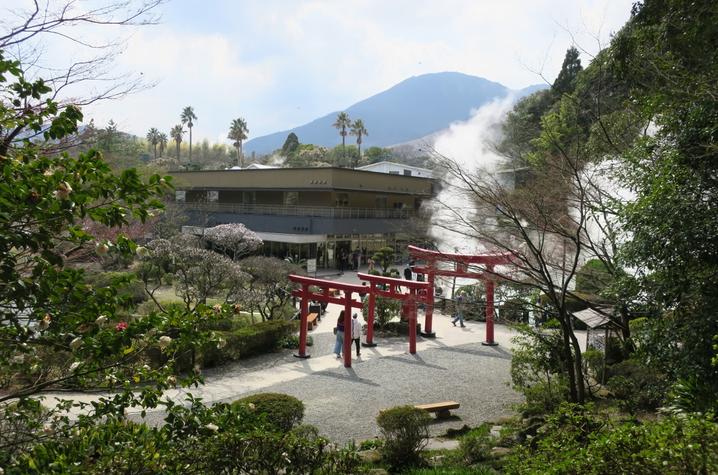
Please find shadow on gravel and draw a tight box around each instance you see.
[301,367,381,387]
[381,353,447,371]
[432,342,512,361]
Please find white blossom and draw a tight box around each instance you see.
[69,337,83,351]
[69,361,81,372]
[205,423,219,432]
[158,335,172,349]
[53,181,72,200]
[203,223,263,259]
[95,315,108,326]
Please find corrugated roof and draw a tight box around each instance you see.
[572,307,616,329]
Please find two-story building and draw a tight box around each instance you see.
[171,167,437,269]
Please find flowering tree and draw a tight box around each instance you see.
[203,223,263,260]
[140,237,248,312]
[235,256,303,321]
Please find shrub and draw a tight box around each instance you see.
[280,334,313,349]
[376,405,431,470]
[234,393,305,432]
[231,319,295,358]
[85,271,147,307]
[459,424,493,464]
[505,408,718,474]
[510,326,569,415]
[136,299,185,316]
[606,359,666,413]
[317,440,362,475]
[380,320,422,336]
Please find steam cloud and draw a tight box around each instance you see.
[428,96,516,254]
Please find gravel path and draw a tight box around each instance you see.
[214,340,521,444]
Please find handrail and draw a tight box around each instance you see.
[179,201,416,219]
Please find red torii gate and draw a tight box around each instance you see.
[289,273,431,368]
[290,275,365,368]
[357,272,430,354]
[408,245,513,346]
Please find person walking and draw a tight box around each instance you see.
[351,313,362,358]
[334,311,346,358]
[452,295,466,327]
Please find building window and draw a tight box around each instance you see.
[242,191,255,203]
[403,169,412,176]
[207,191,219,202]
[336,193,349,206]
[175,190,186,202]
[284,191,298,205]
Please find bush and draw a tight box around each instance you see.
[376,405,431,470]
[136,299,185,316]
[606,359,666,413]
[280,334,313,349]
[380,320,422,336]
[459,423,493,464]
[505,407,718,474]
[231,319,296,359]
[234,393,305,432]
[510,327,569,415]
[85,271,147,307]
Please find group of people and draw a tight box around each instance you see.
[337,248,369,274]
[334,311,362,359]
[331,292,466,361]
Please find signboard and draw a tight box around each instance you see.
[306,258,317,274]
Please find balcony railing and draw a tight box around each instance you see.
[180,201,417,219]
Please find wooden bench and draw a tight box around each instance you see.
[415,401,460,419]
[306,313,319,330]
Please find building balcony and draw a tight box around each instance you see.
[180,201,418,219]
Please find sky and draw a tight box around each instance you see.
[2,0,635,144]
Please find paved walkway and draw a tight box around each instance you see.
[41,269,578,442]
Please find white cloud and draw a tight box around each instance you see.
[1,0,635,141]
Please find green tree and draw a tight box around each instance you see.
[181,106,197,164]
[332,112,351,159]
[228,117,249,167]
[170,124,184,160]
[0,50,213,465]
[158,132,168,157]
[281,132,300,156]
[552,46,583,98]
[349,119,368,168]
[364,146,393,164]
[146,127,160,159]
[611,0,718,399]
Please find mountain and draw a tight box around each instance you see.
[244,72,546,155]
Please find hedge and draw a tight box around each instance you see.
[150,319,297,371]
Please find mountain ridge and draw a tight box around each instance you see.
[244,72,546,155]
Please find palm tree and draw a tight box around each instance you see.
[180,106,197,163]
[146,127,160,159]
[332,112,351,159]
[227,117,249,167]
[170,124,184,160]
[158,132,168,157]
[350,119,368,168]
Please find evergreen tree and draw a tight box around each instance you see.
[552,46,582,98]
[281,132,300,156]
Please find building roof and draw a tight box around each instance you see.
[171,167,435,196]
[357,161,434,176]
[572,307,617,329]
